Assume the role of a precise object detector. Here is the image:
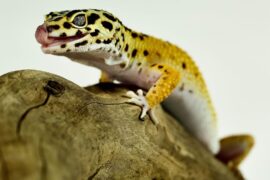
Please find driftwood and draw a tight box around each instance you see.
[0,70,239,180]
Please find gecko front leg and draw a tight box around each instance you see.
[126,64,181,124]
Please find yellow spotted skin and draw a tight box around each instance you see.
[38,9,254,169]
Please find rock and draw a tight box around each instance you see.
[0,70,238,180]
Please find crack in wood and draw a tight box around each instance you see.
[16,80,66,136]
[16,92,50,136]
[87,166,102,180]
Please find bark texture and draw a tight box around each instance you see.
[0,70,238,180]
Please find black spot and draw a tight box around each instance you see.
[118,19,123,25]
[112,50,116,54]
[92,9,101,12]
[131,49,137,58]
[142,33,149,38]
[60,32,66,37]
[156,52,161,57]
[170,55,176,60]
[120,63,125,68]
[158,65,163,69]
[59,10,69,15]
[87,13,100,24]
[66,10,81,18]
[101,21,113,31]
[115,28,120,31]
[96,39,101,44]
[139,35,144,40]
[151,64,157,67]
[179,84,185,91]
[143,50,149,56]
[75,40,88,47]
[66,49,71,52]
[121,33,125,41]
[182,62,186,69]
[53,17,62,21]
[90,29,100,36]
[137,62,142,66]
[124,44,129,52]
[103,12,117,22]
[47,25,60,32]
[189,90,193,94]
[85,27,91,31]
[76,30,83,36]
[60,44,66,48]
[47,12,58,19]
[131,32,138,38]
[63,22,71,29]
[138,68,142,74]
[125,26,132,32]
[115,39,119,46]
[103,39,112,44]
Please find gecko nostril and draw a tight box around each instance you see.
[47,27,53,33]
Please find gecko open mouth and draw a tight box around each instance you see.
[35,24,85,48]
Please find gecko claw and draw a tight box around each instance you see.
[125,89,149,119]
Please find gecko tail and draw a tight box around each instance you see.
[215,134,254,170]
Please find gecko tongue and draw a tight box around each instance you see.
[35,24,54,47]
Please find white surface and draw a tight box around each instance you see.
[0,1,269,179]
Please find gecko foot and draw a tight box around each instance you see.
[126,89,149,119]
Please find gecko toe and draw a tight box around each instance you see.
[125,89,150,119]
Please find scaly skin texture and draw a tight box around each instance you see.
[35,9,253,170]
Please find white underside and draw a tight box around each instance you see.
[162,82,220,154]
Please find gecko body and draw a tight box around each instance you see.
[36,9,219,153]
[35,9,253,163]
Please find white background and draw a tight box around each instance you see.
[0,1,269,179]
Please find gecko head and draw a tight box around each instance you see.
[35,9,124,57]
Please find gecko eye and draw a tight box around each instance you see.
[72,14,87,27]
